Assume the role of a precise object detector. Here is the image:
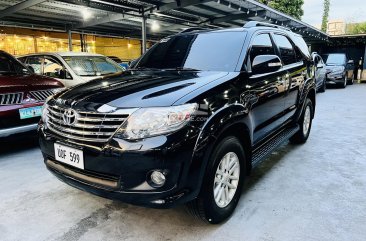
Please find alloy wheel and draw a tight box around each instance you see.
[213,152,240,208]
[303,106,311,136]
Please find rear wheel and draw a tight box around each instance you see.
[319,79,326,93]
[290,98,313,144]
[340,75,347,88]
[348,74,355,85]
[186,136,246,224]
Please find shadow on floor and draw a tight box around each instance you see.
[244,141,299,191]
[0,131,39,155]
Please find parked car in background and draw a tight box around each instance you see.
[38,22,316,224]
[107,56,129,70]
[321,53,355,88]
[18,52,124,87]
[0,50,64,138]
[312,53,327,92]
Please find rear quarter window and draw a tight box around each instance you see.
[291,35,310,58]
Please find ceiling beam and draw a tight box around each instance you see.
[75,13,127,29]
[152,0,213,13]
[57,0,141,14]
[208,10,266,24]
[0,0,47,18]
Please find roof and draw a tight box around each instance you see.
[20,52,104,57]
[0,0,329,43]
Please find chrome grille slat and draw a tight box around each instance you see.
[0,92,23,105]
[46,105,129,145]
[46,114,121,129]
[48,122,115,136]
[30,89,55,101]
[47,125,110,143]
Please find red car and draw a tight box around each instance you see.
[0,50,64,138]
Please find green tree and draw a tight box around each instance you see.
[346,22,366,34]
[258,0,304,20]
[321,0,330,32]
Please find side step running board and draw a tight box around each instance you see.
[252,125,300,168]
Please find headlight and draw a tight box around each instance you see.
[117,103,197,140]
[41,102,49,126]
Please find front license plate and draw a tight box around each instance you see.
[54,143,84,170]
[19,106,43,119]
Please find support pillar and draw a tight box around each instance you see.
[67,29,72,52]
[141,14,147,54]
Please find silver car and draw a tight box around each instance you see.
[18,52,124,87]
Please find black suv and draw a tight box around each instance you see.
[39,21,316,224]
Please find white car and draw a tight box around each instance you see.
[18,52,124,87]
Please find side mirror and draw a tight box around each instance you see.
[65,69,73,79]
[252,55,282,75]
[348,60,354,65]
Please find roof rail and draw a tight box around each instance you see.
[243,21,291,31]
[179,27,209,33]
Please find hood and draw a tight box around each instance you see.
[56,70,230,109]
[0,74,64,93]
[325,65,345,73]
[80,76,103,82]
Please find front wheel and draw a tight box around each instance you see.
[319,79,326,93]
[186,136,246,224]
[290,98,313,144]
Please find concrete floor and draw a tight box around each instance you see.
[1,84,366,241]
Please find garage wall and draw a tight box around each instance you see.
[0,26,152,61]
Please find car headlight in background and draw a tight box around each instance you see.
[117,103,197,140]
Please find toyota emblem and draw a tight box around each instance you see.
[63,109,77,125]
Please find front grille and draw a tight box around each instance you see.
[46,105,129,145]
[30,89,55,101]
[0,92,23,105]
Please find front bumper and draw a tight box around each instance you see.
[39,125,200,208]
[0,123,38,138]
[0,103,43,137]
[326,73,345,84]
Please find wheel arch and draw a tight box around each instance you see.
[185,104,253,198]
[307,88,316,118]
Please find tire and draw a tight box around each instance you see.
[348,74,355,85]
[186,136,246,224]
[290,98,313,144]
[319,79,326,93]
[340,74,347,88]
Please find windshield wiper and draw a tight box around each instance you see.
[163,67,200,71]
[132,67,159,71]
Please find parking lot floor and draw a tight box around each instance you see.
[1,84,366,241]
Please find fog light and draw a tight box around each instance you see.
[150,170,166,186]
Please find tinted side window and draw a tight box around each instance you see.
[0,55,15,73]
[0,54,29,75]
[250,34,275,63]
[273,34,297,65]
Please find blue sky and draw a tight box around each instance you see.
[302,0,366,26]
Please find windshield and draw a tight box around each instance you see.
[322,54,346,65]
[63,56,124,76]
[135,31,247,72]
[0,52,30,75]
